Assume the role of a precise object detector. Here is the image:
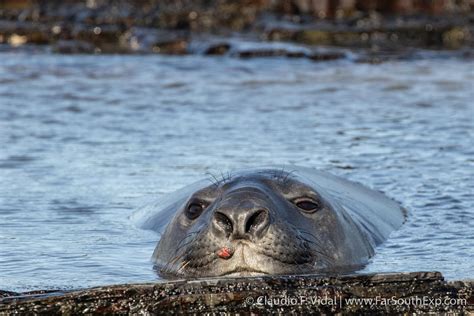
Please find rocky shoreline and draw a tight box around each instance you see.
[0,0,472,62]
[1,272,473,314]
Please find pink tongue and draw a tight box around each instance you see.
[216,247,233,259]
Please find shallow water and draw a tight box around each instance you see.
[0,52,473,291]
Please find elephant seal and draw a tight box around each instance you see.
[133,166,406,278]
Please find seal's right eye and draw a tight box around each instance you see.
[292,197,321,213]
[185,202,205,220]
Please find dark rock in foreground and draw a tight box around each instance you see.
[1,272,472,315]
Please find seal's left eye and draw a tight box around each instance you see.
[185,202,205,220]
[293,198,321,213]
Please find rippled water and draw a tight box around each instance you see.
[0,51,473,291]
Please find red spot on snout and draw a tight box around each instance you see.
[216,247,233,259]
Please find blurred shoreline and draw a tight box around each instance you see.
[0,0,473,62]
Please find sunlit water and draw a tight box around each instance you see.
[0,51,473,292]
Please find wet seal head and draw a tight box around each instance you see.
[135,167,406,278]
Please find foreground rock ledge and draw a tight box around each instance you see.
[0,272,472,315]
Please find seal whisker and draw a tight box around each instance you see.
[282,169,297,185]
[298,229,324,244]
[272,168,286,183]
[161,254,182,275]
[173,241,193,255]
[165,247,189,267]
[176,231,198,246]
[178,260,190,272]
[169,247,189,264]
[206,172,221,188]
[299,241,332,263]
[174,233,199,254]
[303,240,333,261]
[295,229,334,262]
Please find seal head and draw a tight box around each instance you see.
[135,167,405,277]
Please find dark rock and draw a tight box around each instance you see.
[0,272,472,314]
[204,42,231,55]
[52,39,96,54]
[308,50,345,61]
[285,50,306,58]
[0,291,18,299]
[237,48,289,58]
[152,39,188,54]
[234,44,345,61]
[233,41,311,59]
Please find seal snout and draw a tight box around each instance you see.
[212,207,270,240]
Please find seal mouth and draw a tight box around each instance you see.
[219,267,269,277]
[214,243,271,276]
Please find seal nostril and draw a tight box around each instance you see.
[245,209,268,234]
[214,211,233,234]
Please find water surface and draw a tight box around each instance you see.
[0,52,473,291]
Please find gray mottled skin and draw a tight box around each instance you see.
[132,166,406,278]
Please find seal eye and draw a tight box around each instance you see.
[185,202,205,220]
[294,198,321,213]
